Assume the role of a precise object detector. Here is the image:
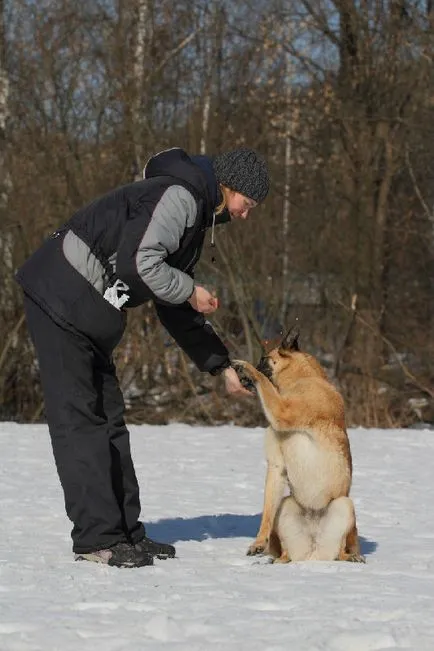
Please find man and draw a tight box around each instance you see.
[16,147,270,567]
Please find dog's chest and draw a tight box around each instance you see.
[279,429,318,467]
[277,430,334,510]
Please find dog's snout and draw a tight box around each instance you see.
[256,356,272,378]
[256,357,267,373]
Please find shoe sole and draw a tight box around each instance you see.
[75,553,153,568]
[136,544,175,559]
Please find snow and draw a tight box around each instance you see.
[0,421,434,651]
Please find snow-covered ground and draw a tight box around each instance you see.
[0,421,433,651]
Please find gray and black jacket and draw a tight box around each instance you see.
[16,148,231,373]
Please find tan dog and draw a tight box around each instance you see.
[234,328,365,564]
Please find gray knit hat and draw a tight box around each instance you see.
[213,149,270,203]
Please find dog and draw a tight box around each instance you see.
[233,328,365,564]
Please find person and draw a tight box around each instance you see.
[15,147,270,568]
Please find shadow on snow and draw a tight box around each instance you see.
[145,513,261,544]
[145,514,377,556]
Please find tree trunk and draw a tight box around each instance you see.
[132,0,152,180]
[280,40,292,326]
[0,0,9,208]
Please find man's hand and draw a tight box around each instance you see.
[188,285,219,314]
[223,366,254,396]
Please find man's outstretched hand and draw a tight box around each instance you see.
[222,366,254,396]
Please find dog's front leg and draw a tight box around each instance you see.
[233,360,284,431]
[247,428,287,556]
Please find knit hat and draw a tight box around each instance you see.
[213,149,269,203]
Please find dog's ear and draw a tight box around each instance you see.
[279,326,300,352]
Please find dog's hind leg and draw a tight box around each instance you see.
[312,496,363,562]
[274,496,312,562]
[342,520,365,563]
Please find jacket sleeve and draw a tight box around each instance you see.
[116,185,197,305]
[155,300,231,374]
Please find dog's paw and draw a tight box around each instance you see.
[246,540,267,556]
[232,361,256,392]
[232,360,247,375]
[272,552,291,564]
[345,553,366,564]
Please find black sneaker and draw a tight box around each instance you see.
[135,536,176,559]
[75,541,154,568]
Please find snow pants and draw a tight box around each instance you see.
[23,295,145,553]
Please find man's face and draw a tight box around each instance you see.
[226,191,258,220]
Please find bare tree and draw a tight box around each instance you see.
[0,0,8,208]
[1,0,432,427]
[280,24,293,326]
[132,0,153,180]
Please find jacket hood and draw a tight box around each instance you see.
[143,148,230,226]
[144,147,209,201]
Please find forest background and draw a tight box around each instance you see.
[0,0,433,429]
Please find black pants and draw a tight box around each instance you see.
[23,295,144,553]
